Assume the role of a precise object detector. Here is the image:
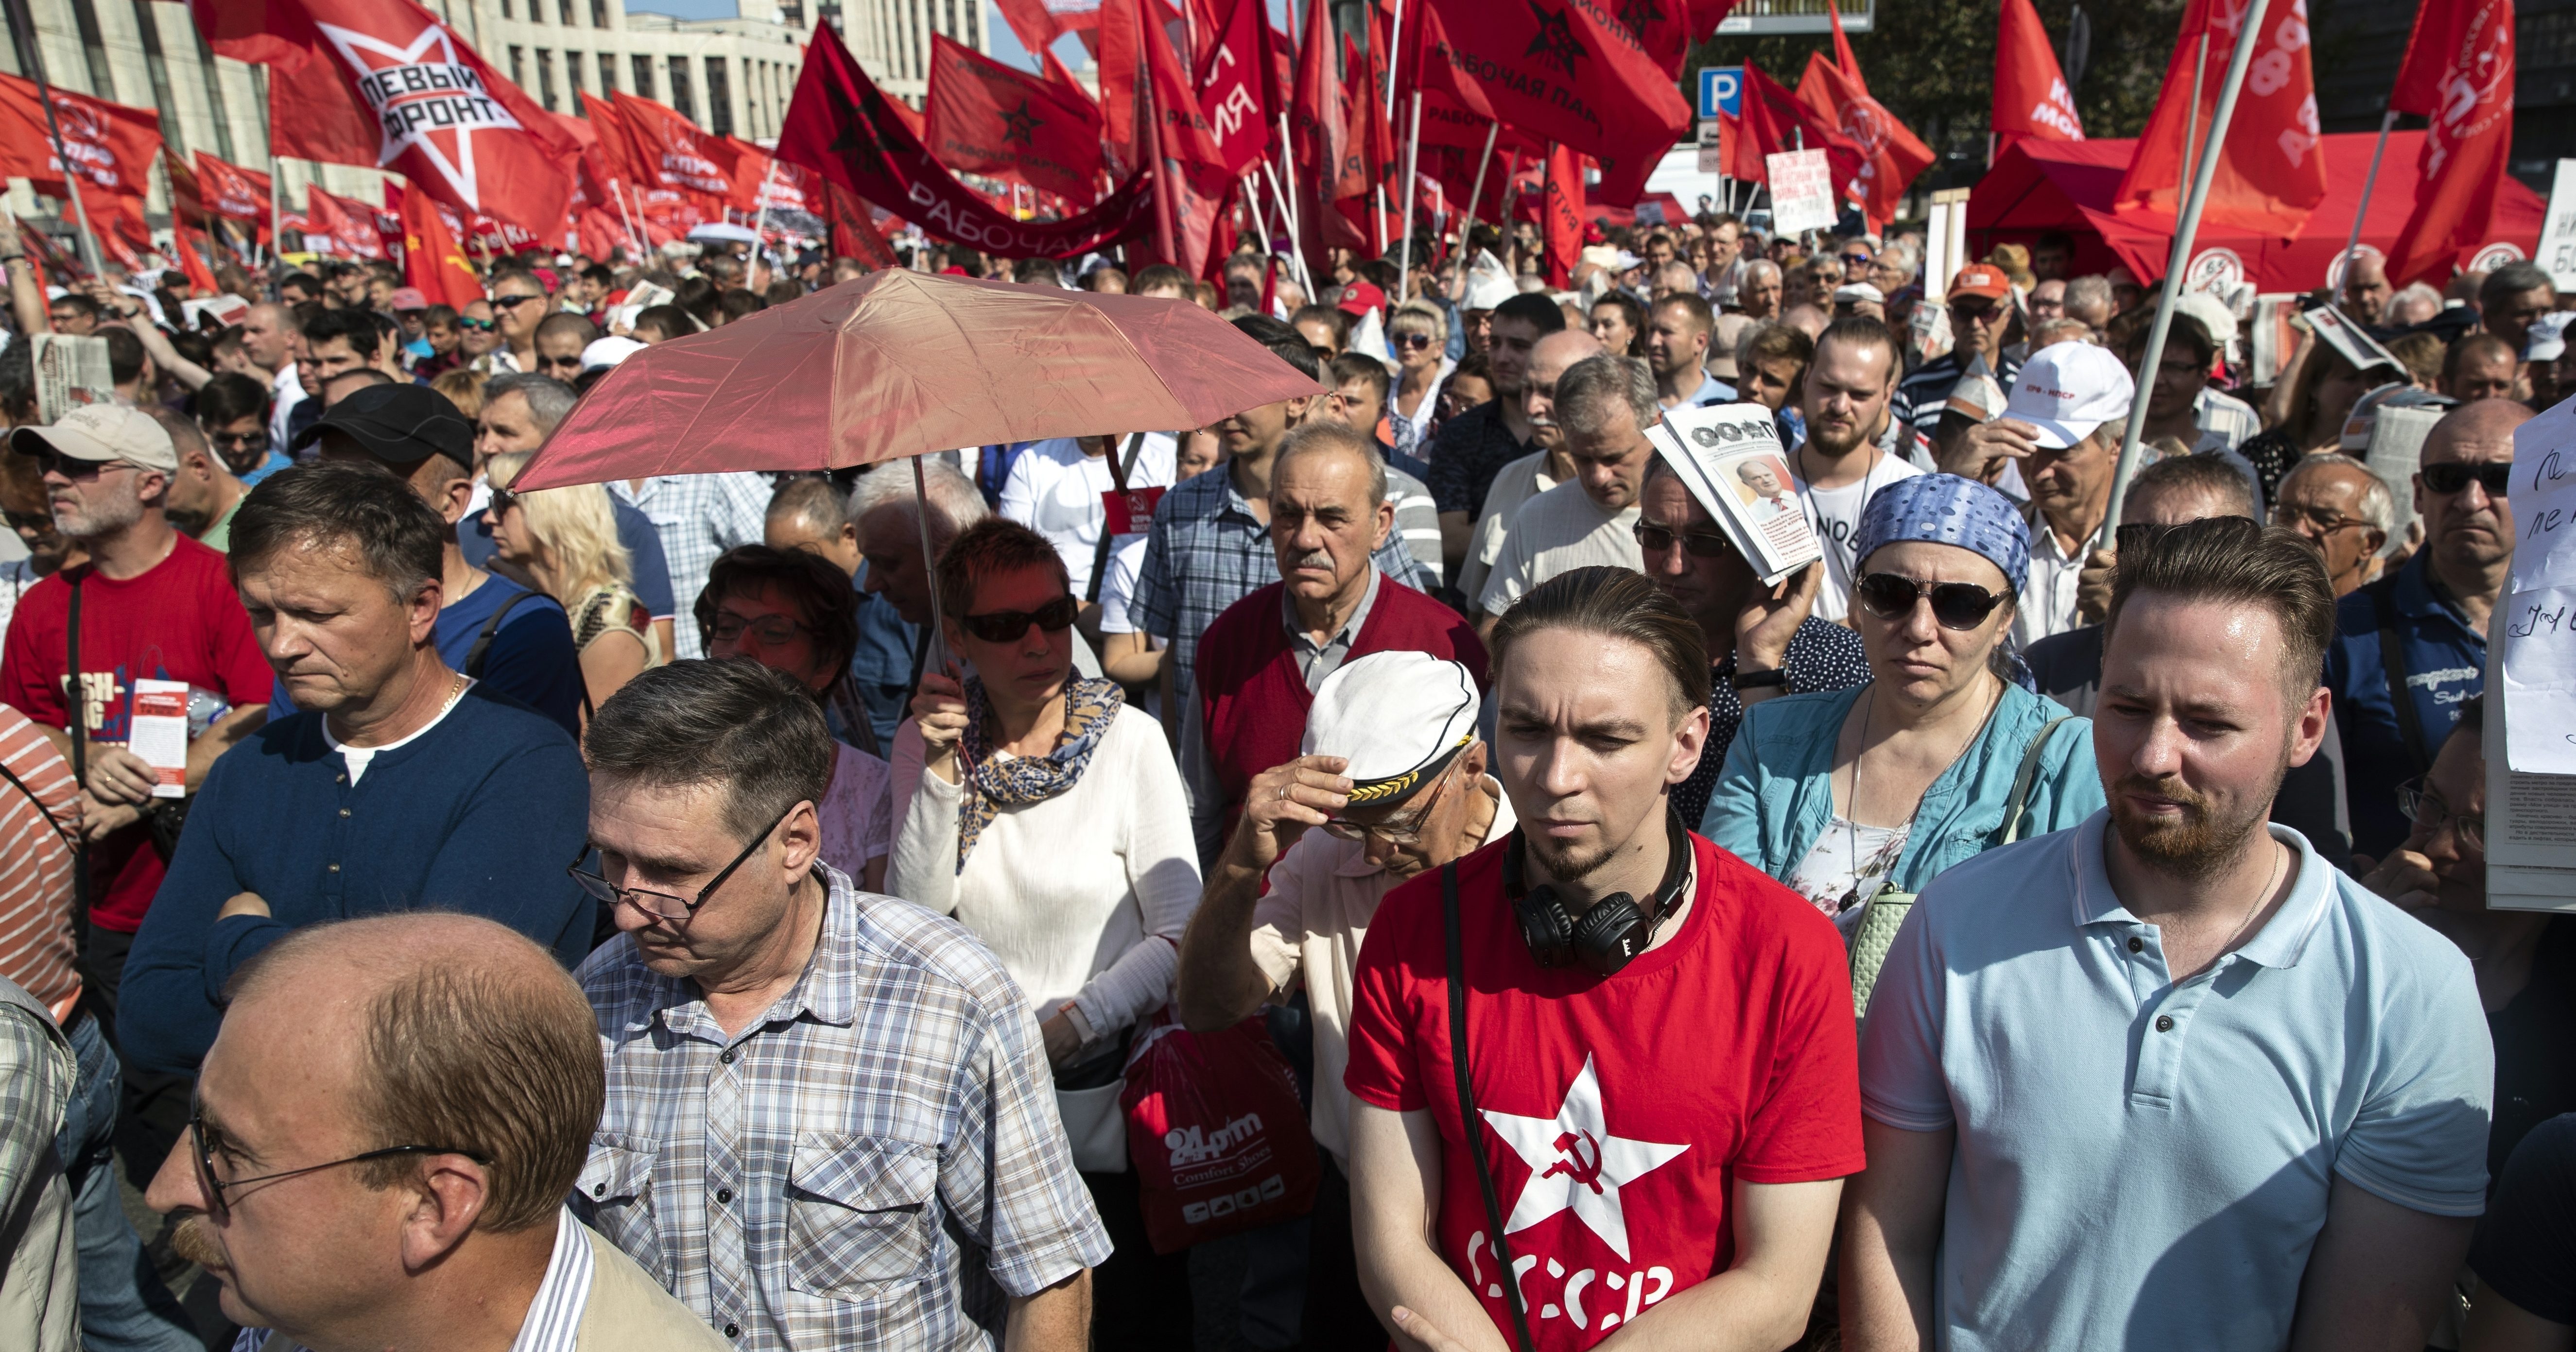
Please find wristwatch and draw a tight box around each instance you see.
[1730,667,1790,692]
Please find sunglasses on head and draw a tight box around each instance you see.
[1854,572,2011,630]
[956,594,1079,644]
[2420,462,2513,497]
[1633,521,1733,558]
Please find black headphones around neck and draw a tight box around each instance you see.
[1503,811,1693,975]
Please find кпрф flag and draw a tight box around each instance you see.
[2383,0,2515,285]
[1993,0,2085,147]
[189,0,578,238]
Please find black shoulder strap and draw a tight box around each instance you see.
[0,755,75,852]
[463,588,536,680]
[2369,573,2432,776]
[1445,863,1537,1352]
[63,572,87,926]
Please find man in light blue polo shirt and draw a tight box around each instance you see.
[1843,517,2491,1352]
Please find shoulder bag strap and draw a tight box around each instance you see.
[0,756,75,852]
[1086,431,1151,605]
[1998,716,2075,846]
[63,573,86,928]
[1445,862,1537,1352]
[463,589,536,680]
[2370,575,2432,777]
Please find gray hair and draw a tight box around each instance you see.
[765,476,847,537]
[1744,259,1782,285]
[2063,275,2114,317]
[582,658,835,842]
[848,457,990,549]
[2482,261,2556,309]
[1272,420,1387,506]
[485,373,578,437]
[2277,453,2395,537]
[1555,354,1659,438]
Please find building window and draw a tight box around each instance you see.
[509,45,525,89]
[566,50,584,103]
[668,56,694,122]
[597,52,616,94]
[190,22,236,162]
[591,0,608,27]
[781,1,805,26]
[967,1,978,47]
[632,53,654,100]
[705,57,731,136]
[127,0,184,154]
[69,0,115,97]
[559,0,575,26]
[943,0,957,36]
[499,0,512,18]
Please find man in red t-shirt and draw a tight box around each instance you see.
[0,405,271,1019]
[1343,565,1861,1352]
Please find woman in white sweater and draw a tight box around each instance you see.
[888,517,1199,1348]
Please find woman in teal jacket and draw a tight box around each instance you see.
[1703,474,2106,931]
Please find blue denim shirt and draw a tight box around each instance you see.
[1702,681,2106,896]
[2323,551,2484,860]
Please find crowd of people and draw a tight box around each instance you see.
[0,205,2558,1352]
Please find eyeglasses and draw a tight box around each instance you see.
[189,1101,487,1227]
[489,293,545,310]
[458,317,497,333]
[709,612,813,647]
[567,802,795,921]
[956,594,1079,644]
[2397,778,2484,852]
[1840,254,1875,269]
[2420,462,2513,498]
[537,354,585,373]
[1322,761,1456,845]
[1854,572,2011,630]
[1394,331,1436,350]
[2272,501,2372,535]
[487,487,522,516]
[207,428,269,452]
[1633,521,1733,558]
[1948,303,2003,326]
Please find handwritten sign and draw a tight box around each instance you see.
[2542,160,2576,293]
[1765,150,1837,237]
[2502,397,2576,771]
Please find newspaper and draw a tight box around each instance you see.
[1649,401,1822,586]
[30,333,114,424]
[608,280,676,335]
[2303,299,2405,379]
[2247,295,2303,387]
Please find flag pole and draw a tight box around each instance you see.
[1460,122,1500,248]
[1384,0,1405,123]
[0,0,101,275]
[2100,0,2274,542]
[1263,158,1314,296]
[2337,107,2400,311]
[1395,90,1421,302]
[749,157,781,281]
[612,176,646,262]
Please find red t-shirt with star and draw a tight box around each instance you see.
[1343,831,1864,1350]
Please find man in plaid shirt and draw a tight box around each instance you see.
[610,472,774,659]
[573,661,1107,1352]
[1132,316,1434,710]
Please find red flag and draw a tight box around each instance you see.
[369,190,407,264]
[1193,0,1271,177]
[0,72,161,254]
[1542,143,1583,286]
[1418,0,1689,206]
[823,180,899,269]
[1289,0,1345,198]
[728,137,821,218]
[188,0,578,238]
[578,91,642,185]
[303,186,387,259]
[1796,7,1933,228]
[2113,0,2326,237]
[174,228,220,294]
[925,33,1106,205]
[1994,0,2085,147]
[1724,63,1859,188]
[776,21,1156,258]
[2384,0,2515,285]
[400,183,483,307]
[191,152,275,242]
[610,90,743,213]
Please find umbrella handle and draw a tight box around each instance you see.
[914,455,946,641]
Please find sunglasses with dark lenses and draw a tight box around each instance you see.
[956,594,1080,644]
[488,487,520,516]
[458,317,497,333]
[2420,462,2513,497]
[1394,331,1437,350]
[208,428,269,452]
[2,509,50,532]
[188,1102,487,1226]
[1633,522,1734,558]
[1854,572,2012,630]
[489,293,545,310]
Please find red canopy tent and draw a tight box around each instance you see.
[1969,132,2546,293]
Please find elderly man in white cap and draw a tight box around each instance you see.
[1937,340,2138,645]
[1176,649,1510,1349]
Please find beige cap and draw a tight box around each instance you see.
[10,403,178,474]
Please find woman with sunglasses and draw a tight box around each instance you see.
[483,450,659,720]
[1386,300,1455,461]
[889,517,1199,1344]
[1704,474,2105,931]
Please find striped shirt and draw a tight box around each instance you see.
[0,708,78,1018]
[2196,388,2264,451]
[235,1208,595,1352]
[575,865,1110,1352]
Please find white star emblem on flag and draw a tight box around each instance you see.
[314,18,524,212]
[1480,1056,1688,1262]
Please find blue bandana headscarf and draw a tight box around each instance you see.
[1850,473,2031,596]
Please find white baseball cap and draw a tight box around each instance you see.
[2005,341,2134,449]
[1301,651,1479,808]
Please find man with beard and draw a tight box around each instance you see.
[1844,517,2489,1352]
[2325,397,2526,860]
[1428,293,1567,575]
[1343,566,1860,1352]
[142,913,722,1352]
[1792,318,1919,622]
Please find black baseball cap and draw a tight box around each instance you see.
[292,383,474,470]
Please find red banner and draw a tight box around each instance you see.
[610,90,743,213]
[1542,143,1582,286]
[2385,0,2515,284]
[2114,0,2327,238]
[304,185,388,259]
[824,180,899,269]
[401,182,483,307]
[192,152,275,241]
[925,33,1106,205]
[1418,0,1689,206]
[1797,7,1932,229]
[1192,0,1271,178]
[1994,0,2086,147]
[776,21,1155,259]
[190,0,577,237]
[0,71,159,267]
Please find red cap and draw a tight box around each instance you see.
[386,287,430,311]
[1948,264,2012,300]
[1337,280,1387,317]
[1583,222,1607,245]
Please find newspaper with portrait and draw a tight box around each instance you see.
[1647,400,1823,586]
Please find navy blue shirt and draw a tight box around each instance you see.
[118,687,593,1074]
[264,573,585,738]
[457,497,678,622]
[848,561,919,750]
[2324,551,2485,858]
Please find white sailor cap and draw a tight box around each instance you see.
[1301,651,1480,808]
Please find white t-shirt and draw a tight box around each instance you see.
[1477,480,1643,616]
[998,435,1177,600]
[1784,816,1911,940]
[818,740,895,882]
[324,677,474,785]
[1796,451,1925,622]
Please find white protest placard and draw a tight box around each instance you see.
[1764,149,1837,237]
[2541,160,2576,293]
[2498,395,2576,772]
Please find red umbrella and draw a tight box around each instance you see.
[513,270,1325,487]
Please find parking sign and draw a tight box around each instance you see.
[1698,66,1743,120]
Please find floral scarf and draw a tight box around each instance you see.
[954,674,1124,873]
